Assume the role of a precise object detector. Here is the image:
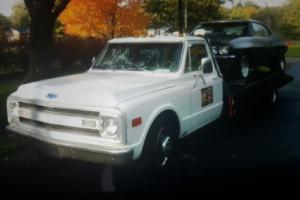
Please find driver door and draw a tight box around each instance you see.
[187,42,223,131]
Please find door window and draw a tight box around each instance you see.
[185,44,207,73]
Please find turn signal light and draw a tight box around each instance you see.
[132,117,142,127]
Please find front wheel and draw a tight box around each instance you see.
[113,116,178,191]
[140,115,178,167]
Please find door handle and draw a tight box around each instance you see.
[212,77,219,81]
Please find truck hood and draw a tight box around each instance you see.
[14,71,175,108]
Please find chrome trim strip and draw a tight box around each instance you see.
[19,102,99,117]
[215,55,236,59]
[19,117,100,135]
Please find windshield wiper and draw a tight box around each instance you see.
[126,65,149,72]
[93,64,110,70]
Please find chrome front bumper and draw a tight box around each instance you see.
[7,125,133,165]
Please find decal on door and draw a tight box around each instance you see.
[201,86,213,107]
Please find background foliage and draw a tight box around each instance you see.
[1,0,300,78]
[59,0,149,39]
[143,0,225,32]
[223,0,300,40]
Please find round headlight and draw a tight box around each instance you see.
[7,100,18,124]
[212,46,218,55]
[9,102,17,110]
[219,46,229,55]
[100,117,119,139]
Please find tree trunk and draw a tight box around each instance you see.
[24,13,55,82]
[178,0,184,34]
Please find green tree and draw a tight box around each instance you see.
[10,0,30,30]
[280,0,300,39]
[143,0,176,29]
[0,14,11,42]
[243,1,259,8]
[252,7,282,36]
[24,0,70,81]
[143,0,225,32]
[224,1,259,20]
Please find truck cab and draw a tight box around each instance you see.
[6,36,224,166]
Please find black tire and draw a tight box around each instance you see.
[113,115,179,192]
[140,114,178,168]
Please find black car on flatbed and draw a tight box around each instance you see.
[191,19,288,83]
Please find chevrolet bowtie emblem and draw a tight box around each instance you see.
[47,93,58,99]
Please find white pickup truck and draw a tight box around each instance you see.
[6,36,292,166]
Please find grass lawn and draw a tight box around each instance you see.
[0,74,23,156]
[286,44,300,58]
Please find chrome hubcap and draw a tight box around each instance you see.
[280,60,285,71]
[272,91,277,103]
[241,56,249,78]
[161,136,172,155]
[156,128,173,166]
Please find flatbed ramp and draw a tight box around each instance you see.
[224,72,294,118]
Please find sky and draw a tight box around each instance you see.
[0,0,17,16]
[0,0,290,17]
[224,0,289,7]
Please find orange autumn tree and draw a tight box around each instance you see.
[59,0,149,39]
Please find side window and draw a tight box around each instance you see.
[185,43,207,73]
[252,23,270,37]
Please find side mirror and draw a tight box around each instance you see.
[200,57,213,74]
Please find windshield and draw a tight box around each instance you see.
[93,43,183,72]
[194,22,250,37]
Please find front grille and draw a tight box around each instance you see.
[18,101,101,136]
[20,117,100,135]
[19,102,99,117]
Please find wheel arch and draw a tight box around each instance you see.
[134,106,182,159]
[144,107,181,140]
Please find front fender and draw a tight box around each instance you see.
[118,101,183,160]
[139,104,182,159]
[228,37,261,50]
